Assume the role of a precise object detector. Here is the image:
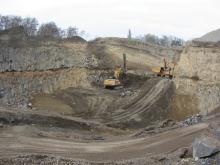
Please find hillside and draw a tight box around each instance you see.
[195,28,220,42]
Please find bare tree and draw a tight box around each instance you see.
[66,26,78,38]
[22,17,38,36]
[144,34,160,45]
[37,22,60,38]
[79,30,86,37]
[59,29,66,38]
[0,14,87,40]
[0,16,10,30]
[10,16,22,28]
[0,15,3,30]
[0,15,22,30]
[135,33,184,47]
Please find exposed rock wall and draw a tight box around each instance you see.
[174,41,220,115]
[0,41,96,72]
[176,41,220,81]
[0,68,109,106]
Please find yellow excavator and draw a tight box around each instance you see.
[104,54,126,89]
[152,58,175,79]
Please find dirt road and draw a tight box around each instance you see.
[0,122,208,162]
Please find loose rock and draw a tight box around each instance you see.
[193,136,220,159]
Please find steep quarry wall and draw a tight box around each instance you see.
[0,37,181,73]
[0,41,96,72]
[173,41,220,116]
[0,68,109,106]
[0,37,100,106]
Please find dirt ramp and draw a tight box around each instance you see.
[107,78,175,129]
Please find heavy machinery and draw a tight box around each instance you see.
[104,54,126,89]
[152,58,175,79]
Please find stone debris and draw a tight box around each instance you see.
[120,89,136,97]
[182,114,202,127]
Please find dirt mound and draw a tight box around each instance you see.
[107,78,175,129]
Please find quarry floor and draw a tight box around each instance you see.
[0,75,215,164]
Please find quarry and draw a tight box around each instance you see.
[0,28,220,165]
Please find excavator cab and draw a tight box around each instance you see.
[104,66,123,89]
[152,58,175,79]
[104,54,127,89]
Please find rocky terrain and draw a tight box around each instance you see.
[0,28,220,165]
[0,31,181,106]
[174,41,220,116]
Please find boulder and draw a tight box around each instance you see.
[193,136,220,159]
[197,152,220,165]
[215,128,220,139]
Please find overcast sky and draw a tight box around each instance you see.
[0,0,220,40]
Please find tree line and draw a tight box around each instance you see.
[136,34,184,47]
[128,29,185,47]
[0,14,85,39]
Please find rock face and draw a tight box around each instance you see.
[0,41,93,72]
[193,136,220,159]
[0,68,97,106]
[192,123,220,165]
[173,41,220,116]
[0,36,181,73]
[176,41,220,82]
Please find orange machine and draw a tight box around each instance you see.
[152,58,175,79]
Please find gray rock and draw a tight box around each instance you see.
[215,128,220,139]
[0,88,5,98]
[197,152,220,165]
[182,114,202,127]
[193,136,220,159]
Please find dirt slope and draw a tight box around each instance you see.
[89,37,182,71]
[108,78,174,129]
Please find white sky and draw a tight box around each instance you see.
[0,0,220,40]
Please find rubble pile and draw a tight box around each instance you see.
[181,114,202,127]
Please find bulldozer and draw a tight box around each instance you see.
[104,54,126,89]
[152,58,175,79]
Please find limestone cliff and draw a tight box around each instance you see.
[0,41,93,72]
[173,41,220,116]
